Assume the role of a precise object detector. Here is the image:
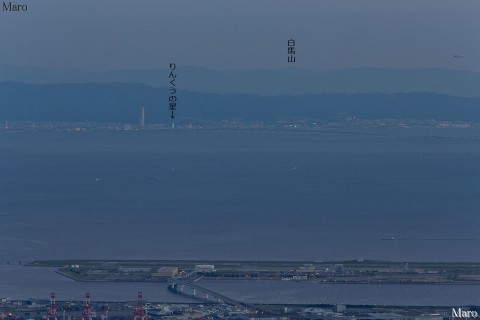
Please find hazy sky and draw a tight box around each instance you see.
[1,0,479,72]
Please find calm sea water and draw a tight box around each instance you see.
[0,265,193,302]
[1,128,480,304]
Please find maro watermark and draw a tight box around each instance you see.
[452,308,479,318]
[3,2,28,12]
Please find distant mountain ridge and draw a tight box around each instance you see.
[1,82,480,123]
[1,65,480,97]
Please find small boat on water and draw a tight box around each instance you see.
[381,235,396,240]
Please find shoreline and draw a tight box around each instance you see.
[27,259,480,286]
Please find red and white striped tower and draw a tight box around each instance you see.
[47,292,58,320]
[81,292,93,320]
[132,292,146,320]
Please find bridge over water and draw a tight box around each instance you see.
[168,279,250,308]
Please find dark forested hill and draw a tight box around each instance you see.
[1,82,479,123]
[2,65,480,97]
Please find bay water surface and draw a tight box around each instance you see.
[1,128,479,304]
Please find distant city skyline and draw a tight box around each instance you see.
[1,0,479,72]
